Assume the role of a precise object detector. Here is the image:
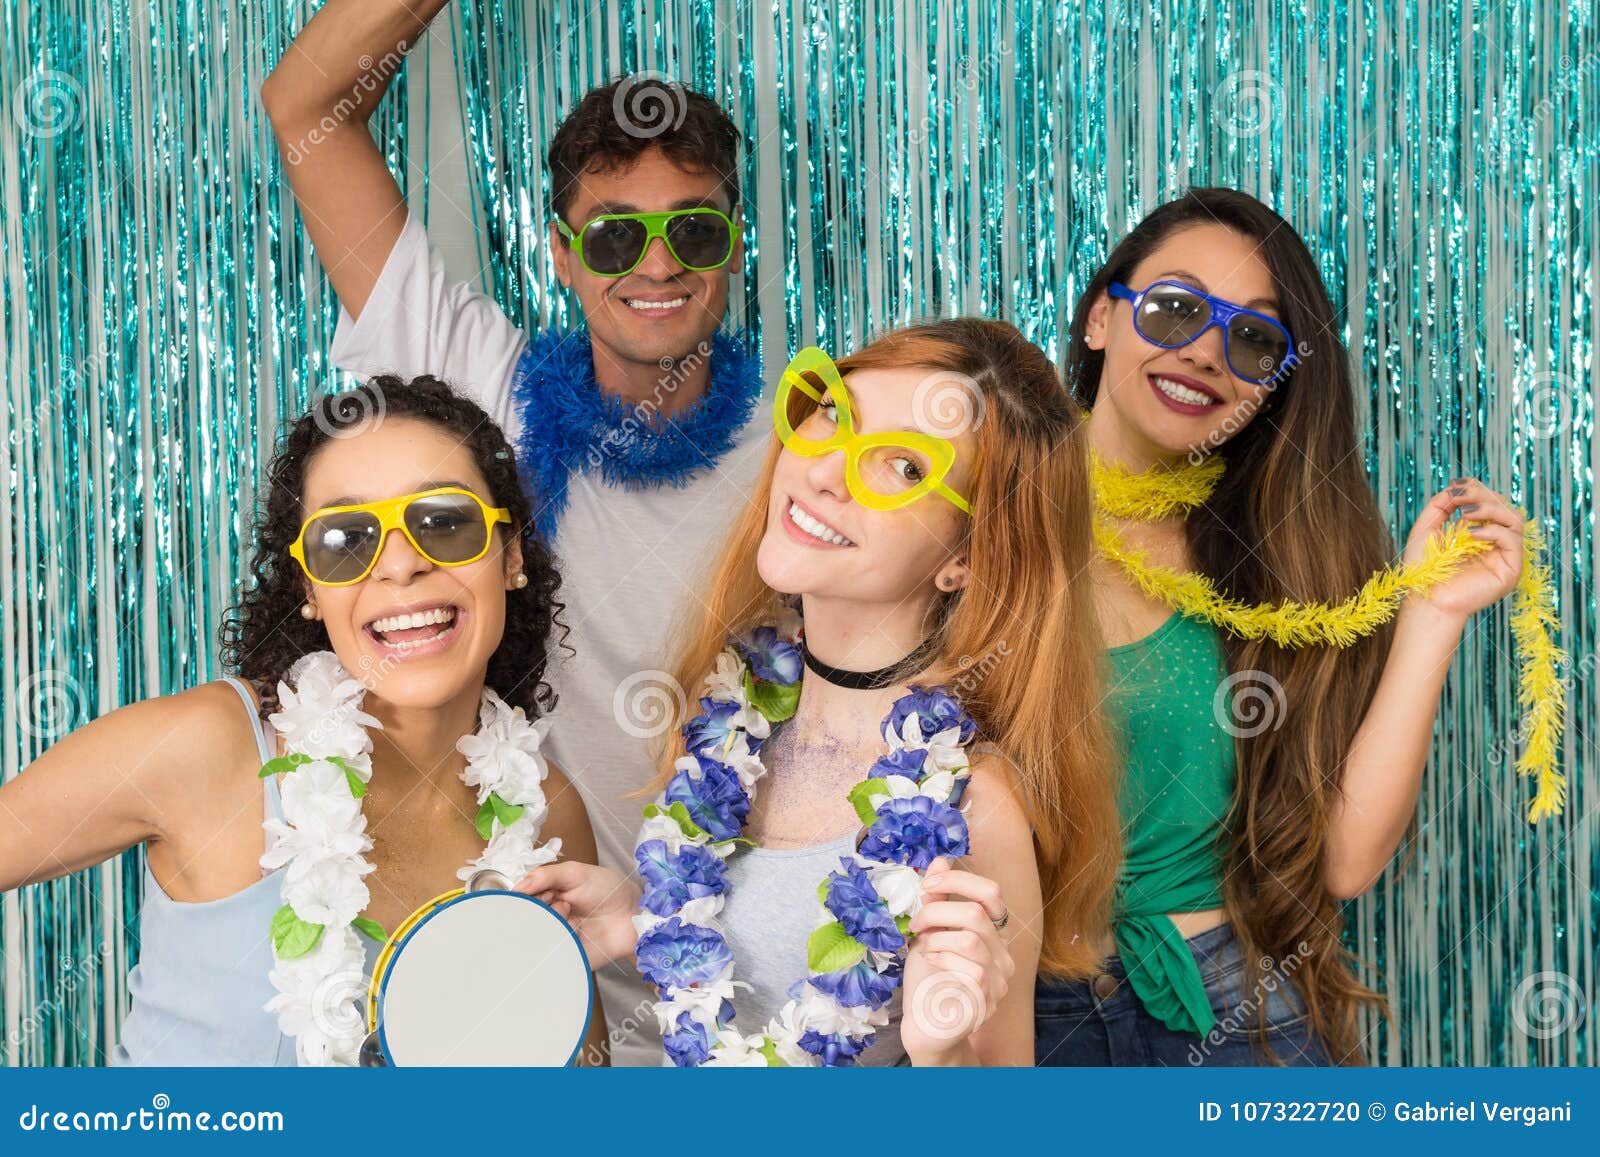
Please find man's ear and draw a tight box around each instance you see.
[550,222,572,289]
[729,204,746,267]
[1084,292,1113,351]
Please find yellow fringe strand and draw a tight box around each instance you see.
[1090,453,1567,823]
[1093,452,1227,520]
[1511,524,1567,822]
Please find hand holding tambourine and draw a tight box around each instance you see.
[359,870,594,1066]
[512,860,643,969]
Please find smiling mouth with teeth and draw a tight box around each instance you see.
[1150,374,1222,407]
[787,500,856,547]
[623,295,690,312]
[364,604,463,653]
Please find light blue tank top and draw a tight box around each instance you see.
[112,678,379,1066]
[718,833,908,1066]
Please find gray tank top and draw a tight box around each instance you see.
[717,833,908,1066]
[113,678,378,1066]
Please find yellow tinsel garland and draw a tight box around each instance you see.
[1090,452,1567,823]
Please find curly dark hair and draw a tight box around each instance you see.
[218,375,566,721]
[547,74,742,220]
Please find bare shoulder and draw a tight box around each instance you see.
[46,678,256,775]
[956,747,1036,880]
[542,759,598,865]
[958,747,1044,959]
[147,678,267,766]
[92,680,269,813]
[961,747,1030,836]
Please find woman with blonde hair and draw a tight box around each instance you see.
[518,318,1120,1066]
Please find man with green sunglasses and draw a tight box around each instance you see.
[264,0,770,1068]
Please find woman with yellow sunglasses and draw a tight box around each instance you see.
[515,319,1120,1066]
[0,375,606,1065]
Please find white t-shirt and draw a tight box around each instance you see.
[331,214,771,1066]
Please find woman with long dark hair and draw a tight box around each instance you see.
[1039,188,1529,1065]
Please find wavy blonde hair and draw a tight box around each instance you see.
[654,318,1121,978]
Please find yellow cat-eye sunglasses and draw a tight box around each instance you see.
[774,346,973,514]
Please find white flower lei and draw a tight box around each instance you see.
[258,651,561,1066]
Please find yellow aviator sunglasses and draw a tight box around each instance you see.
[774,346,973,514]
[289,487,512,587]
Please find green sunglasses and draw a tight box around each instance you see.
[555,207,741,277]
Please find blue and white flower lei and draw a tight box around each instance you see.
[632,608,978,1067]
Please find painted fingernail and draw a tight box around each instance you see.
[1449,486,1466,496]
[1459,503,1480,514]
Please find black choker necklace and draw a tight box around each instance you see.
[801,637,938,691]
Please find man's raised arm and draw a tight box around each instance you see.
[260,0,451,318]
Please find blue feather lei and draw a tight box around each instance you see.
[509,328,764,537]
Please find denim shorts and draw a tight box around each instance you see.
[1034,923,1335,1066]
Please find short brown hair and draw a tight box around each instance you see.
[547,75,742,221]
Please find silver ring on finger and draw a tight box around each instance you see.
[991,908,1009,931]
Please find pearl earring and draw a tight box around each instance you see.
[300,602,316,620]
[511,573,529,589]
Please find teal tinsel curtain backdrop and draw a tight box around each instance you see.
[2,0,1594,1066]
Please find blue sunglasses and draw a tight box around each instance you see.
[1109,280,1298,385]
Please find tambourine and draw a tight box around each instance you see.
[359,870,593,1066]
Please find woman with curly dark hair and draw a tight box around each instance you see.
[0,375,603,1066]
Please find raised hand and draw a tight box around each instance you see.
[1404,477,1526,622]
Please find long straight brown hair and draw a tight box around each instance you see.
[1066,188,1393,1063]
[655,318,1122,978]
